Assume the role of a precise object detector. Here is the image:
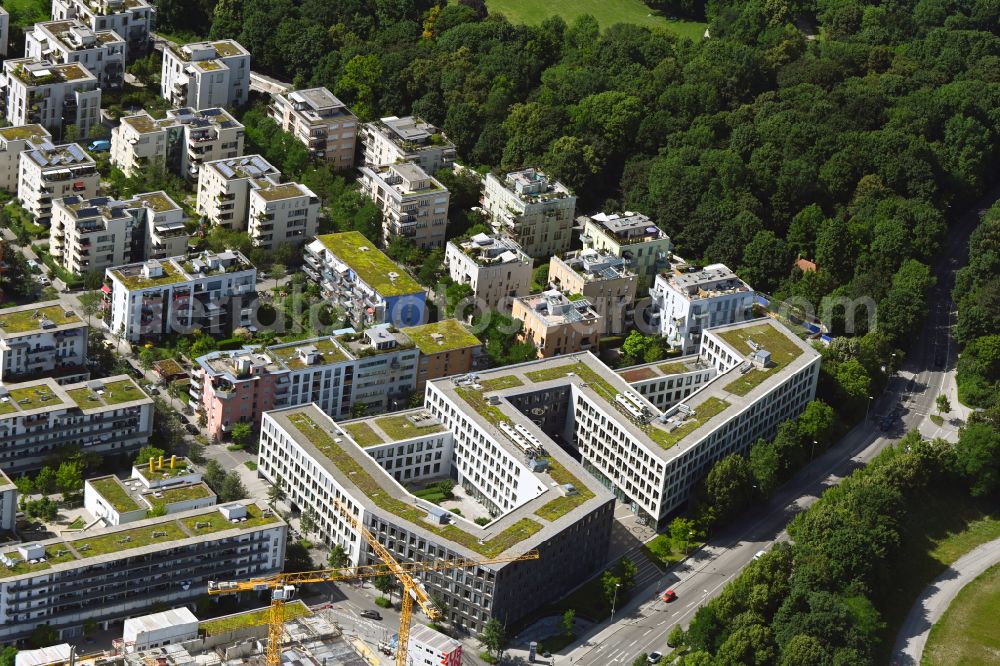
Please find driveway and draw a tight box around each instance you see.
[891,537,1000,665]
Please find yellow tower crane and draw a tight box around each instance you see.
[208,499,539,666]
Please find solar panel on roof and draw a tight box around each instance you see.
[67,144,85,160]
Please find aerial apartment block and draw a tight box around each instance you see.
[579,212,673,290]
[192,325,423,439]
[0,124,51,192]
[0,8,8,57]
[111,107,244,181]
[84,457,215,526]
[103,250,257,342]
[0,302,88,384]
[51,0,156,60]
[483,168,576,259]
[0,375,152,475]
[361,115,456,175]
[258,403,614,633]
[359,162,450,248]
[650,263,754,354]
[400,319,482,390]
[304,232,427,328]
[1,58,101,140]
[161,40,250,110]
[0,500,285,642]
[269,87,358,167]
[512,290,602,358]
[444,233,533,313]
[25,19,126,89]
[50,191,190,276]
[18,142,99,225]
[548,249,638,336]
[196,154,319,250]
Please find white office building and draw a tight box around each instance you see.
[18,142,99,225]
[444,233,532,313]
[0,124,52,192]
[0,301,89,384]
[482,168,576,259]
[51,0,156,61]
[25,19,126,89]
[650,264,754,354]
[161,40,250,109]
[1,58,101,140]
[361,115,455,175]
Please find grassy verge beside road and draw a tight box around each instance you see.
[923,562,1000,665]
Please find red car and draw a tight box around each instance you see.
[662,589,677,602]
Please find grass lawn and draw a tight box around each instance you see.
[483,0,707,36]
[876,491,1000,661]
[343,421,386,447]
[375,414,445,440]
[642,533,704,571]
[480,375,524,391]
[923,562,1000,666]
[200,600,311,636]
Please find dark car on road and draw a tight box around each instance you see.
[184,423,199,435]
[359,610,382,620]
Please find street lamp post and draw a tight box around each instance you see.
[865,395,874,422]
[610,583,621,621]
[810,439,818,461]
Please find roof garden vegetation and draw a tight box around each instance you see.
[137,458,190,481]
[646,396,730,451]
[343,421,385,447]
[182,503,278,535]
[269,337,347,369]
[8,384,63,411]
[0,304,80,333]
[479,375,524,391]
[0,125,48,141]
[401,320,481,354]
[718,323,805,397]
[287,412,542,557]
[212,41,243,57]
[200,600,311,635]
[133,192,178,213]
[375,414,445,441]
[113,259,186,289]
[256,183,304,202]
[657,361,693,375]
[0,399,17,416]
[90,476,141,513]
[146,483,214,510]
[456,387,508,426]
[535,458,596,522]
[68,379,144,408]
[72,521,188,557]
[317,232,421,297]
[0,546,78,580]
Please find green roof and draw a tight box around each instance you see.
[657,361,692,375]
[0,546,77,578]
[343,421,385,447]
[0,124,48,142]
[268,337,348,369]
[287,411,542,557]
[317,232,422,297]
[374,413,445,441]
[534,457,595,521]
[132,191,179,213]
[718,323,806,397]
[72,521,189,557]
[136,457,191,482]
[112,259,187,290]
[182,503,279,535]
[255,182,305,202]
[479,375,524,391]
[401,319,481,354]
[646,396,730,450]
[0,304,80,334]
[123,113,162,134]
[7,384,64,411]
[201,600,311,636]
[89,476,141,513]
[67,379,146,408]
[212,41,243,57]
[147,483,214,510]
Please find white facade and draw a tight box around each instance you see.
[269,87,357,167]
[483,168,576,259]
[408,625,463,666]
[0,375,153,475]
[360,162,449,249]
[25,20,126,89]
[580,212,673,289]
[111,107,244,181]
[1,58,102,141]
[0,125,52,194]
[161,40,250,109]
[0,8,8,57]
[444,233,532,313]
[0,301,89,384]
[650,264,754,354]
[0,501,285,643]
[18,142,99,225]
[51,191,189,277]
[361,115,455,175]
[122,608,199,652]
[247,180,319,250]
[195,154,276,229]
[51,0,155,61]
[0,469,16,532]
[104,250,257,342]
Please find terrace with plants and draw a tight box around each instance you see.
[268,337,348,369]
[6,384,65,412]
[401,320,481,354]
[0,546,78,580]
[285,411,543,557]
[717,323,806,397]
[146,483,214,511]
[111,258,186,290]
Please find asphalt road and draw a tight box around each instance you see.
[892,537,1000,665]
[540,183,993,666]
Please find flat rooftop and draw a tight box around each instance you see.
[108,249,253,290]
[65,377,148,411]
[376,115,453,152]
[453,234,529,266]
[617,354,712,383]
[0,501,281,582]
[123,108,241,134]
[0,374,149,418]
[0,124,50,143]
[516,291,600,327]
[252,181,309,203]
[268,404,610,560]
[26,143,95,168]
[8,58,96,85]
[207,155,278,181]
[314,232,422,297]
[501,168,571,203]
[0,302,82,337]
[586,212,669,245]
[400,319,481,355]
[665,263,751,300]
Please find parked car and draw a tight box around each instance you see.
[26,259,40,273]
[662,589,677,603]
[184,423,199,435]
[648,651,663,663]
[34,275,51,286]
[753,549,767,561]
[359,610,382,620]
[88,139,111,152]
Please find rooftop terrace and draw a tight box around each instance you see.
[316,232,422,297]
[267,336,349,370]
[0,124,50,142]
